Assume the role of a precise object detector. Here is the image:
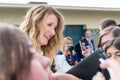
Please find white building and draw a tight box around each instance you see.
[0,2,120,47]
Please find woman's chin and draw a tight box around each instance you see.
[41,41,48,46]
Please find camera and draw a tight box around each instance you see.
[68,45,74,51]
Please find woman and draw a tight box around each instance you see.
[105,37,120,62]
[55,37,78,73]
[20,4,64,62]
[59,37,78,66]
[0,23,79,80]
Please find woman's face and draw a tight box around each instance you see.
[107,45,120,62]
[101,32,114,49]
[64,39,72,51]
[37,14,58,46]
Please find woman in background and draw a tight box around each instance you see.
[55,37,78,73]
[58,37,78,66]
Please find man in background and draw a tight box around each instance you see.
[99,18,117,33]
[81,30,95,53]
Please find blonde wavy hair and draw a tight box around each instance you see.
[20,4,64,61]
[60,37,73,52]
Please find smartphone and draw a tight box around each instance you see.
[66,47,108,80]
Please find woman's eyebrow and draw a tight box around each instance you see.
[115,51,120,54]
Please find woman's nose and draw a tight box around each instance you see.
[50,28,55,36]
[110,55,116,59]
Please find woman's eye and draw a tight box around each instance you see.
[116,51,120,56]
[117,54,120,56]
[54,28,57,31]
[48,24,52,27]
[107,54,111,58]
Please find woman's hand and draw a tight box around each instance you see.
[100,59,120,80]
[92,72,105,80]
[92,59,120,80]
[51,73,80,80]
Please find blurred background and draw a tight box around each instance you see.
[0,0,120,48]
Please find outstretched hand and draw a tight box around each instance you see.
[92,59,120,80]
[51,73,80,80]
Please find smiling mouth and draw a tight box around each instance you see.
[45,35,50,40]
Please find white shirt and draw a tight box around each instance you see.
[54,55,72,73]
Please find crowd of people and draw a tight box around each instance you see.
[0,4,120,80]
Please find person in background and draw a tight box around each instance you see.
[98,26,120,49]
[57,37,78,66]
[81,30,95,53]
[0,23,79,80]
[82,26,117,57]
[75,36,85,62]
[81,42,92,58]
[20,4,64,72]
[99,18,117,33]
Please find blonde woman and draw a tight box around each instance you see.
[20,4,64,72]
[58,37,78,66]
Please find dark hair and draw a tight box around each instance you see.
[100,18,117,30]
[112,27,120,38]
[0,24,32,80]
[105,37,120,52]
[79,36,84,41]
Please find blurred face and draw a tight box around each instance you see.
[64,39,72,51]
[101,32,114,49]
[106,45,120,62]
[85,31,92,39]
[37,14,58,46]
